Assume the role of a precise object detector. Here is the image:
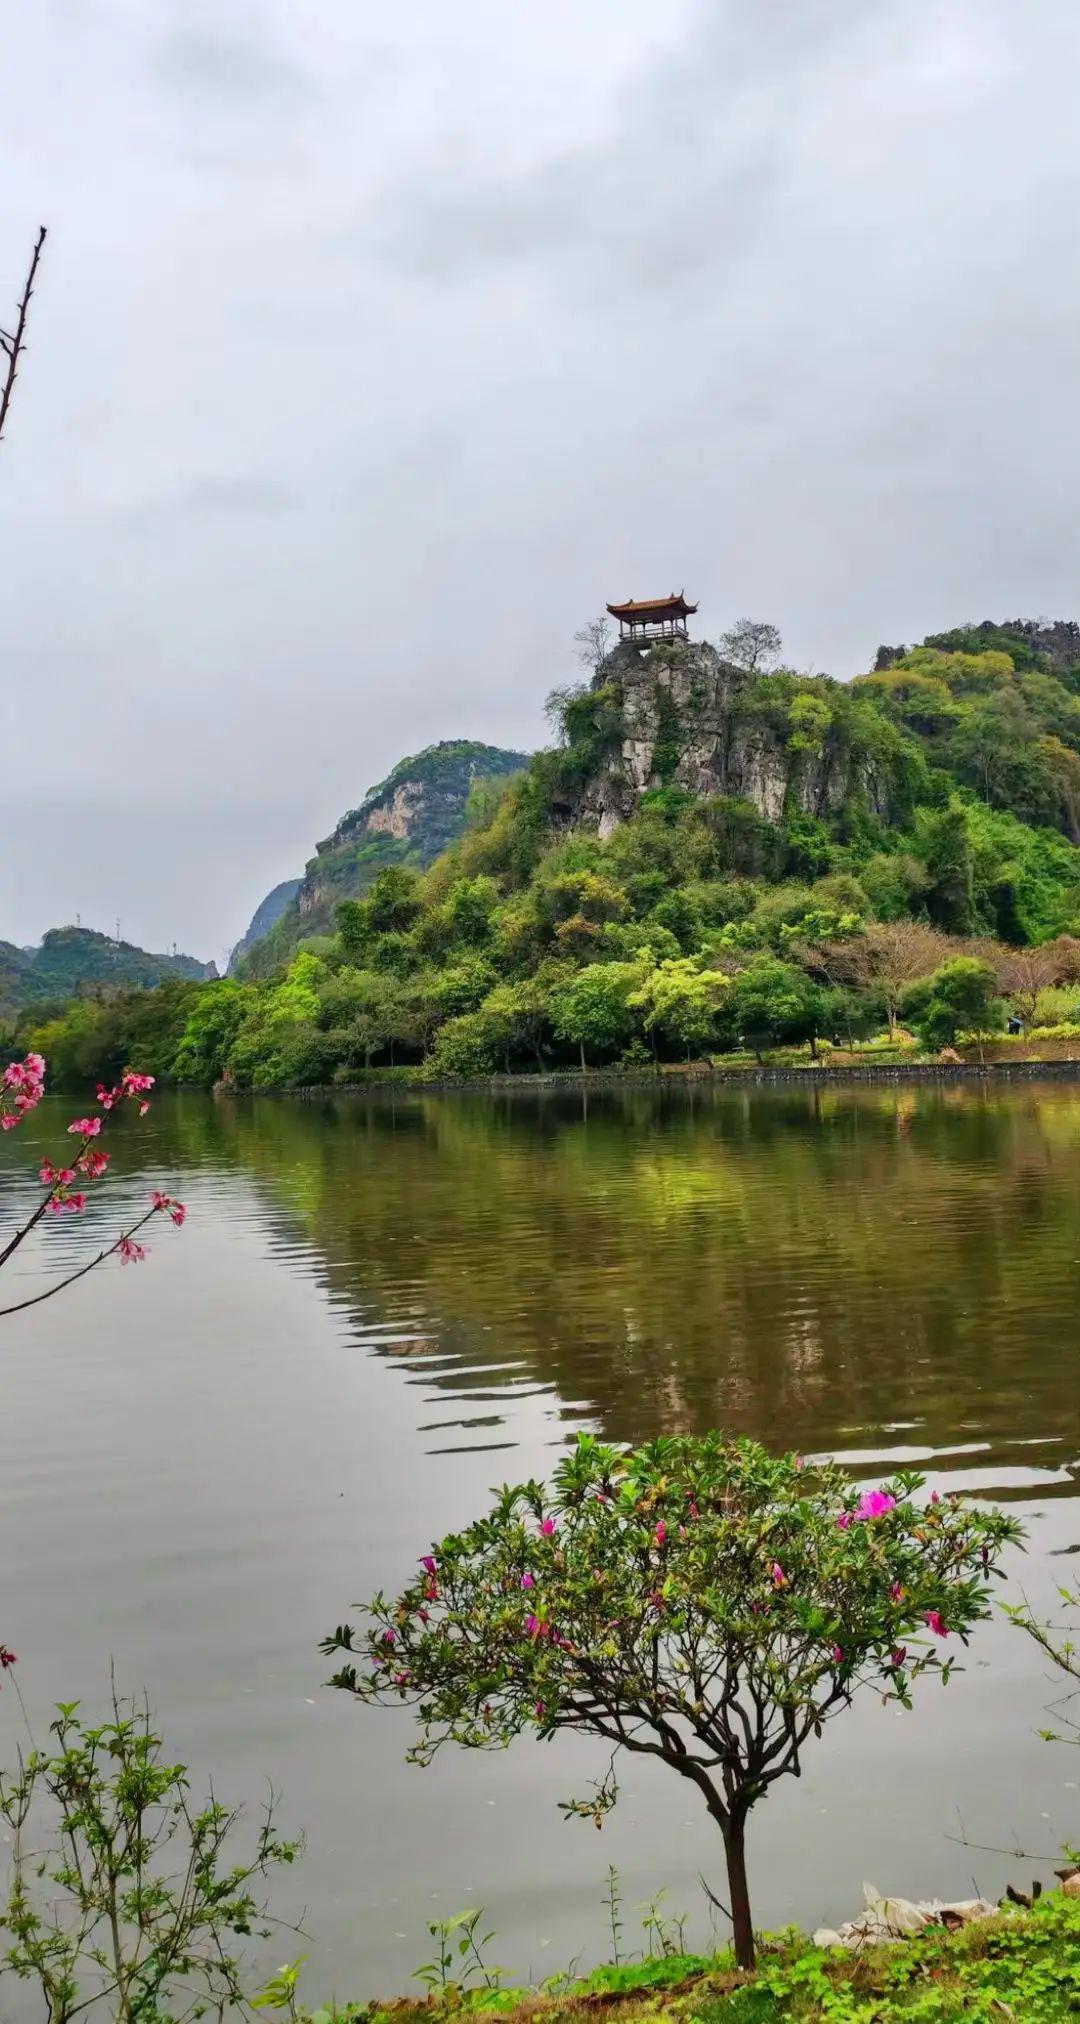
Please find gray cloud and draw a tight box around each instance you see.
[1,0,1079,961]
[128,474,299,519]
[154,16,314,107]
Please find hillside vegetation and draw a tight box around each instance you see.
[0,926,214,1022]
[16,619,1080,1088]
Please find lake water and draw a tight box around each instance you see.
[1,1084,1079,1996]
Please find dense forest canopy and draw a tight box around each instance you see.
[12,619,1080,1087]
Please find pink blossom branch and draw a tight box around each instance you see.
[0,1204,162,1318]
[0,1125,100,1269]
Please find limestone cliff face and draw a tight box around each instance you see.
[573,641,891,836]
[296,740,528,924]
[235,740,528,975]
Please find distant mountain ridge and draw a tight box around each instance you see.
[228,879,302,972]
[233,739,529,976]
[0,926,216,1015]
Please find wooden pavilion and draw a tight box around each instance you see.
[606,591,697,645]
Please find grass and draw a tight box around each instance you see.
[318,1892,1080,2024]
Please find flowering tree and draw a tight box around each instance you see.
[0,1052,186,1685]
[324,1433,1018,1970]
[0,1054,185,1317]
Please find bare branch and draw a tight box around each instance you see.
[0,225,47,448]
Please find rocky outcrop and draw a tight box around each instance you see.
[297,740,528,923]
[575,640,890,837]
[235,740,528,975]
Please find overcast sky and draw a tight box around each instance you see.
[2,0,1078,963]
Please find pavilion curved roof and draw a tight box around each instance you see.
[606,591,698,620]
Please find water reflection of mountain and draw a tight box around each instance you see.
[154,1083,1080,1501]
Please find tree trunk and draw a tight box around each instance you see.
[722,1815,755,1971]
[579,1040,587,1074]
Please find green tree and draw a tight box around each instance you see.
[428,1011,502,1078]
[920,806,976,933]
[324,1432,1017,1971]
[366,865,422,934]
[630,958,729,1060]
[320,967,397,1070]
[481,976,552,1074]
[550,962,643,1069]
[726,959,828,1061]
[172,981,255,1083]
[901,957,1004,1050]
[444,876,500,947]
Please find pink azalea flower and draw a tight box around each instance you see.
[794,1457,805,1472]
[891,1647,908,1668]
[837,1510,854,1531]
[535,1700,545,1718]
[383,1628,396,1645]
[771,1562,787,1588]
[890,1581,904,1602]
[421,1555,437,1574]
[540,1516,556,1537]
[655,1521,667,1547]
[930,1491,940,1505]
[688,1499,700,1520]
[832,1645,843,1664]
[855,1489,897,1522]
[521,1572,535,1589]
[924,1610,949,1638]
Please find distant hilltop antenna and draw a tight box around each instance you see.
[115,917,121,943]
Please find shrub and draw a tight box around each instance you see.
[323,1432,1017,1971]
[0,1693,297,2024]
